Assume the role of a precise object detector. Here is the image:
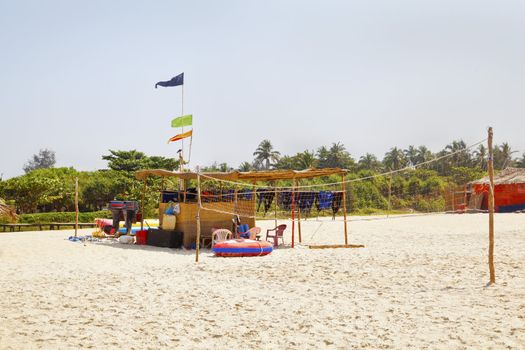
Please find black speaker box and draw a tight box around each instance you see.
[147,229,183,248]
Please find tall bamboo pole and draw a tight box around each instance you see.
[291,178,296,248]
[252,181,257,226]
[181,83,184,171]
[195,166,202,263]
[487,127,496,285]
[140,178,147,231]
[158,177,165,221]
[342,173,348,245]
[74,177,79,238]
[178,151,185,196]
[296,179,302,243]
[274,184,278,228]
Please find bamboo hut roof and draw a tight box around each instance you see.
[0,198,17,221]
[136,168,347,182]
[470,167,525,185]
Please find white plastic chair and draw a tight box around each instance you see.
[212,229,233,247]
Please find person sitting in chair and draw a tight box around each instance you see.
[232,215,249,238]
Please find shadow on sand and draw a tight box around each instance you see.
[87,239,211,257]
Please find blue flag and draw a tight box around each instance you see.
[155,73,184,88]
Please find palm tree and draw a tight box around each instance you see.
[500,142,517,169]
[316,146,330,168]
[473,144,488,170]
[238,161,253,172]
[294,150,317,170]
[274,156,295,170]
[416,145,433,164]
[383,147,406,170]
[253,140,280,169]
[444,140,471,167]
[404,145,418,166]
[326,142,354,169]
[358,153,382,171]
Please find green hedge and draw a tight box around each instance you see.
[19,211,111,224]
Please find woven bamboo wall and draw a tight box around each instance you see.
[158,201,255,248]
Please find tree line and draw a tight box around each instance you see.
[1,140,523,215]
[239,139,524,173]
[0,150,179,215]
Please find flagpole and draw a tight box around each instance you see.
[181,83,184,171]
[179,84,185,193]
[188,134,193,163]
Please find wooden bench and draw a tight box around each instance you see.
[0,222,97,232]
[0,223,43,232]
[48,222,97,230]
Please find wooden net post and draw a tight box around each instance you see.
[195,167,202,263]
[291,177,296,248]
[140,177,147,231]
[74,177,79,238]
[178,151,187,203]
[274,183,278,228]
[296,179,302,243]
[342,173,348,245]
[487,127,496,285]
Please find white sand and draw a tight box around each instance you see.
[1,213,524,349]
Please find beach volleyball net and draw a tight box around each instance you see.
[197,137,488,227]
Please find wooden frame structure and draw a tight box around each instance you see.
[136,168,353,262]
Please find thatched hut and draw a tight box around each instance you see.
[467,167,525,212]
[0,198,17,222]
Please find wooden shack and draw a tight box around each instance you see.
[468,167,525,212]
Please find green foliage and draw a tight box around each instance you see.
[102,150,179,172]
[383,147,406,170]
[316,142,355,169]
[449,167,485,185]
[420,176,445,195]
[493,143,518,170]
[238,161,254,171]
[0,167,78,213]
[19,211,111,224]
[350,181,388,210]
[201,162,233,172]
[358,153,382,171]
[81,170,130,211]
[413,198,445,212]
[3,140,522,221]
[274,151,317,170]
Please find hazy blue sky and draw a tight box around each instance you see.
[1,0,524,179]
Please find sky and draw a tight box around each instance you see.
[1,0,524,179]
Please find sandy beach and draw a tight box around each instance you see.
[1,213,524,349]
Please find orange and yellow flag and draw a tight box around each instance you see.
[167,129,193,143]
